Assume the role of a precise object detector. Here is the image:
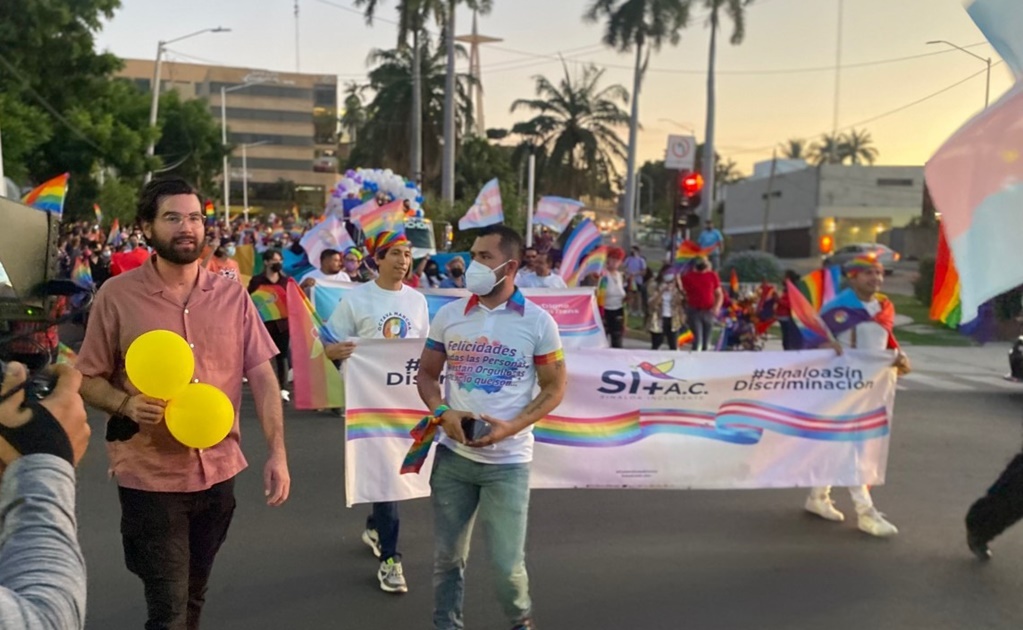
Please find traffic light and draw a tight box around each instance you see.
[678,171,704,208]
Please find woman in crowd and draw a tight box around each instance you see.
[647,265,686,350]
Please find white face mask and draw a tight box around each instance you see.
[465,259,510,296]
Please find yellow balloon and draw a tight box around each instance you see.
[125,330,194,400]
[165,384,235,449]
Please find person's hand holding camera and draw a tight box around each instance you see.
[0,362,91,471]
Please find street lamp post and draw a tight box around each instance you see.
[144,27,230,184]
[241,141,272,223]
[927,40,992,109]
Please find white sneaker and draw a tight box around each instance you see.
[857,508,898,537]
[805,496,845,522]
[377,558,408,593]
[280,389,291,403]
[361,528,381,558]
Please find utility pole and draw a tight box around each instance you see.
[294,0,301,73]
[760,150,778,252]
[830,0,844,165]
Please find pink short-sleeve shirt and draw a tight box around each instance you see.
[77,258,279,492]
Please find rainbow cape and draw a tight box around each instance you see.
[22,173,69,215]
[285,279,344,410]
[820,288,899,350]
[251,284,288,322]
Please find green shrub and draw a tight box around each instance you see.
[914,256,936,306]
[720,251,784,283]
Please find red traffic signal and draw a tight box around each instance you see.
[679,172,704,197]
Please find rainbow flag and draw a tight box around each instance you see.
[729,268,739,296]
[677,328,695,347]
[675,240,714,265]
[22,173,69,214]
[204,200,215,219]
[458,178,504,230]
[559,218,601,282]
[799,266,841,312]
[71,258,93,289]
[286,279,344,410]
[93,204,103,224]
[107,218,121,245]
[250,284,288,322]
[351,199,405,239]
[567,246,607,287]
[930,222,962,329]
[786,279,834,347]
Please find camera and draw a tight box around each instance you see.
[0,360,59,402]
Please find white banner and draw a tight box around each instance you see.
[344,340,897,506]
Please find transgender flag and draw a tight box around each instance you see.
[351,200,405,239]
[534,196,584,233]
[559,218,601,281]
[459,178,504,230]
[300,214,355,266]
[925,0,1023,323]
[286,279,344,410]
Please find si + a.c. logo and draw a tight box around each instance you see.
[598,359,708,398]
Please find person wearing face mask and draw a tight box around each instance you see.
[646,266,686,350]
[342,247,371,283]
[680,256,724,352]
[248,249,292,402]
[440,258,467,289]
[417,225,568,630]
[207,241,242,283]
[422,259,447,288]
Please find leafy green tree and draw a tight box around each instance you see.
[841,128,879,165]
[154,90,228,194]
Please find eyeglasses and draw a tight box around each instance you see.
[159,213,205,226]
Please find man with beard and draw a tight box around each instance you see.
[77,178,291,630]
[440,257,467,289]
[325,231,430,594]
[417,225,568,630]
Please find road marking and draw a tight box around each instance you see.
[900,373,975,392]
[957,374,1023,390]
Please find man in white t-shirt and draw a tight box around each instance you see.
[417,225,568,630]
[516,246,538,285]
[517,252,567,289]
[804,255,910,538]
[300,249,351,291]
[325,231,429,594]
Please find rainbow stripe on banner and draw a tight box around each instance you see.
[22,173,69,214]
[532,402,889,448]
[347,409,428,440]
[558,219,601,282]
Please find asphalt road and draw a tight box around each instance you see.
[79,387,1023,630]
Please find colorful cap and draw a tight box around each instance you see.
[365,231,411,257]
[344,246,364,261]
[844,254,883,275]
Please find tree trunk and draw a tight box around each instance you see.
[441,1,457,204]
[411,26,423,185]
[623,41,645,251]
[701,5,719,222]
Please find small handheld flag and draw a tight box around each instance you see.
[458,178,504,230]
[22,173,70,215]
[559,218,601,281]
[786,279,835,347]
[534,196,584,233]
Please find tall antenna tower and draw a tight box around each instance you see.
[455,11,501,137]
[294,0,301,72]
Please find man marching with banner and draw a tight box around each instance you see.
[324,231,430,594]
[801,255,911,537]
[413,225,568,630]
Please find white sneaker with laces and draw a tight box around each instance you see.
[280,389,290,403]
[857,508,898,537]
[361,528,381,558]
[378,558,408,593]
[805,495,845,522]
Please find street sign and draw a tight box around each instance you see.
[665,135,696,170]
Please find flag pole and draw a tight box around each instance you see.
[526,154,536,247]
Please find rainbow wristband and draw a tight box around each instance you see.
[433,404,451,423]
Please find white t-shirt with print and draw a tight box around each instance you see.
[306,268,352,284]
[426,291,563,465]
[326,281,430,341]
[518,273,568,289]
[836,297,888,350]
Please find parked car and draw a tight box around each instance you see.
[823,243,900,274]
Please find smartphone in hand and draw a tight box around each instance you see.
[460,417,492,442]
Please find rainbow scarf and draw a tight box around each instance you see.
[22,173,69,215]
[251,284,288,322]
[401,415,441,474]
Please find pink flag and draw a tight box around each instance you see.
[458,178,504,230]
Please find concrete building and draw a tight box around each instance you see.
[118,59,338,211]
[722,164,924,258]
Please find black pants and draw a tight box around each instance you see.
[119,479,237,630]
[267,325,290,389]
[966,453,1023,544]
[650,318,677,350]
[604,308,625,349]
[780,318,804,351]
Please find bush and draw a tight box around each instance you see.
[914,256,936,306]
[720,251,784,283]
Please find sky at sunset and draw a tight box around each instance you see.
[95,0,1014,176]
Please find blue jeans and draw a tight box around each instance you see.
[686,308,716,351]
[366,502,400,561]
[430,446,531,630]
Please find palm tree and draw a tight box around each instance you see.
[585,0,691,249]
[510,63,630,199]
[779,138,807,160]
[350,40,475,183]
[700,0,754,221]
[809,133,844,165]
[442,0,494,204]
[353,0,445,186]
[340,82,367,145]
[841,128,878,165]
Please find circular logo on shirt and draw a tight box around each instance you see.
[833,311,848,325]
[381,315,410,339]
